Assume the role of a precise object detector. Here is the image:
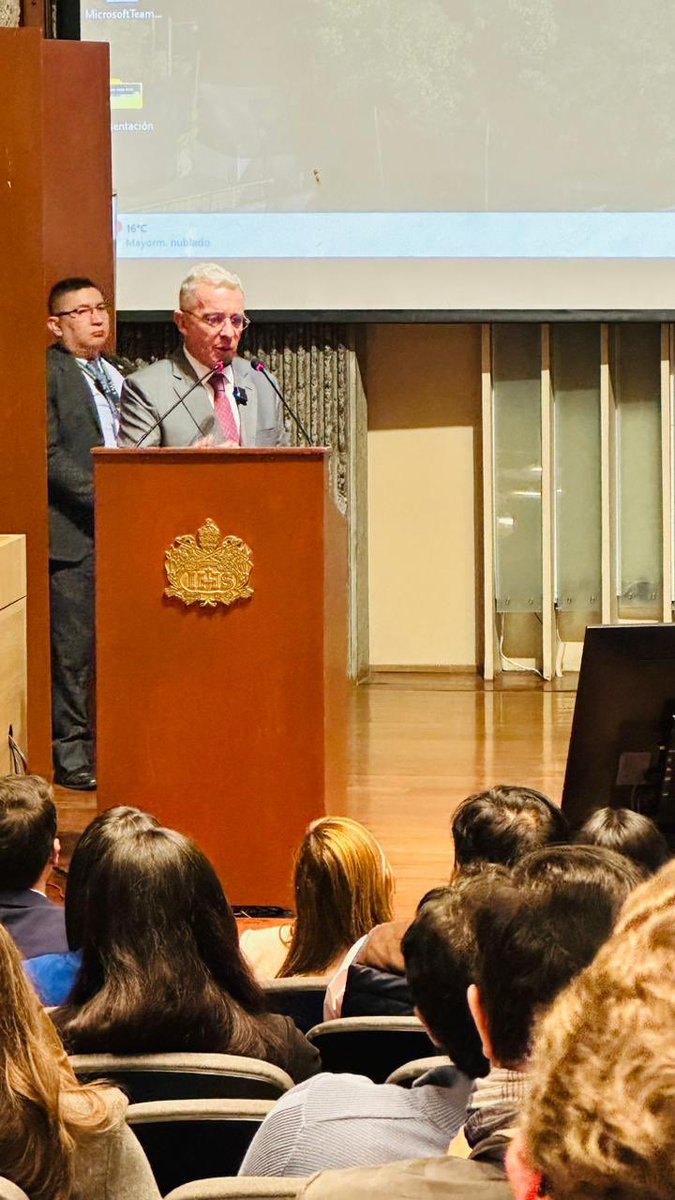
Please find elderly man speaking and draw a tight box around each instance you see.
[117,263,287,448]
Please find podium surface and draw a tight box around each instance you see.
[94,448,347,906]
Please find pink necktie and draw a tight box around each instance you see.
[211,371,240,444]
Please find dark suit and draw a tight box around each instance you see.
[0,889,68,959]
[47,343,121,776]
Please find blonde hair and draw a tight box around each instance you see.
[520,860,675,1200]
[179,262,244,309]
[0,924,117,1200]
[278,817,394,977]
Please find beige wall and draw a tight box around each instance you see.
[364,325,482,668]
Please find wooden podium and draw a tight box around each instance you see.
[94,448,348,907]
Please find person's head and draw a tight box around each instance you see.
[467,844,642,1070]
[47,276,110,360]
[451,785,569,875]
[0,922,116,1200]
[575,805,670,876]
[57,824,272,1057]
[0,775,58,891]
[402,869,508,1079]
[279,817,394,978]
[65,806,160,950]
[513,860,675,1200]
[174,262,248,368]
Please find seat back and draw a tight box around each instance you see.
[165,1178,304,1199]
[385,1055,452,1087]
[263,977,327,1033]
[70,1052,292,1102]
[127,1098,274,1196]
[306,1015,436,1083]
[0,1180,30,1200]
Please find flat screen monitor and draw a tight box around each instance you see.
[562,624,675,841]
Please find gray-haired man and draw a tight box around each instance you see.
[117,263,287,448]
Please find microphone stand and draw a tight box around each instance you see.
[250,359,312,445]
[132,361,223,448]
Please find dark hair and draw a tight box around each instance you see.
[575,807,670,876]
[48,277,99,314]
[65,806,160,950]
[0,775,57,890]
[451,785,569,872]
[471,844,642,1068]
[402,868,508,1079]
[54,826,282,1060]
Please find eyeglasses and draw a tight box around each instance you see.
[54,303,110,319]
[181,309,250,332]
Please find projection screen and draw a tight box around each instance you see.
[81,0,675,313]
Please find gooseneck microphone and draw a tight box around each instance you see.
[250,358,312,445]
[132,360,224,448]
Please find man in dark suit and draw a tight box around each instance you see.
[117,263,287,448]
[0,775,68,959]
[47,277,124,790]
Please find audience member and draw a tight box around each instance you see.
[26,806,160,1005]
[0,775,68,959]
[574,804,670,875]
[240,872,494,1178]
[52,824,320,1082]
[241,816,394,983]
[463,844,642,1159]
[451,784,569,874]
[334,783,570,1019]
[284,844,640,1195]
[510,858,675,1200]
[0,922,160,1199]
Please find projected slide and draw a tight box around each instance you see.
[81,0,675,308]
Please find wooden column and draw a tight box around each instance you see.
[0,28,113,773]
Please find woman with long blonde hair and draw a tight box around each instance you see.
[0,923,159,1200]
[241,817,394,980]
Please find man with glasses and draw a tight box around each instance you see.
[117,263,287,448]
[47,276,125,790]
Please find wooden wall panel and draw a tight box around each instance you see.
[0,28,114,774]
[0,28,52,772]
[42,40,114,315]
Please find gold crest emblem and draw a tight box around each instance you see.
[164,518,254,608]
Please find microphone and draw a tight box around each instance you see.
[131,360,225,448]
[249,357,312,445]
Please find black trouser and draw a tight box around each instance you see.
[49,551,95,776]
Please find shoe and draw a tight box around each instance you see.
[54,769,97,791]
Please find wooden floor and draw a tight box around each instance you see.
[54,671,577,919]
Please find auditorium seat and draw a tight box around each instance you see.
[306,1015,436,1083]
[164,1179,304,1199]
[70,1053,292,1103]
[127,1098,274,1195]
[385,1055,452,1087]
[263,977,327,1033]
[0,1181,30,1200]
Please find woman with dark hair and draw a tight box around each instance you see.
[51,825,320,1082]
[574,806,670,875]
[26,806,160,1007]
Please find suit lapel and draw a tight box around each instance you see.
[233,359,258,447]
[171,349,219,442]
[66,352,104,441]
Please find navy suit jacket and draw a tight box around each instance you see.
[0,889,68,959]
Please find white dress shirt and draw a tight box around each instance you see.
[77,356,124,448]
